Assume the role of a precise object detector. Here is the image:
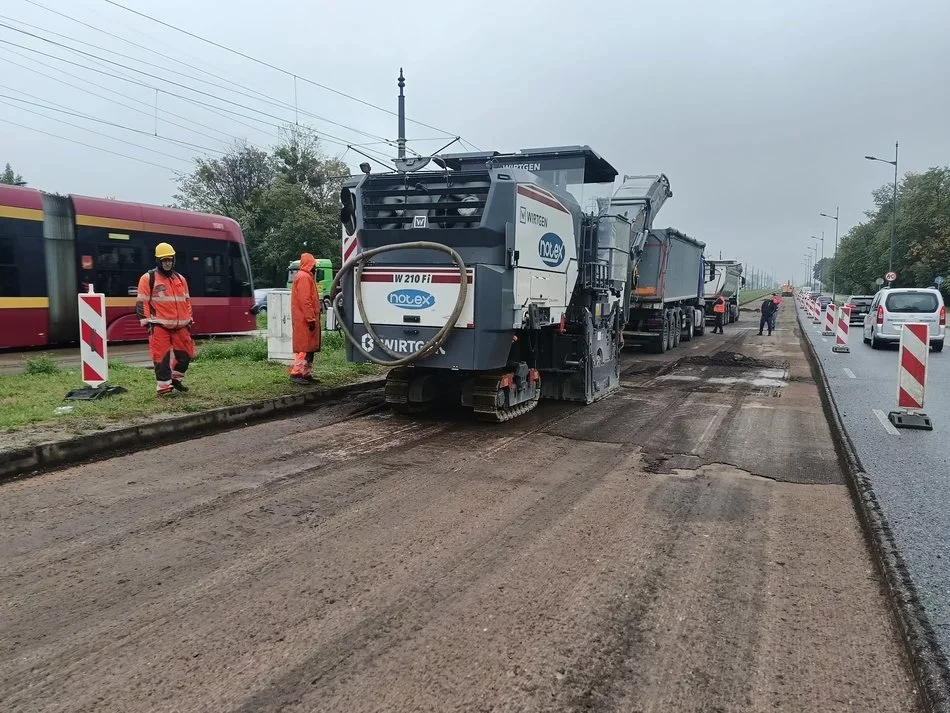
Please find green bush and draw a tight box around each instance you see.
[23,355,61,375]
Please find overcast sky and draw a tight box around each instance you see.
[3,0,948,284]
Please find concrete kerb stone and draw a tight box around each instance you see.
[0,376,387,484]
[795,305,950,713]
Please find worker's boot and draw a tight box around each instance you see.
[172,379,189,392]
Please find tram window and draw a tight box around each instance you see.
[92,244,142,296]
[0,238,19,297]
[0,266,19,297]
[190,251,226,296]
[228,241,253,297]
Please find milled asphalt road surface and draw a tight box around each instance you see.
[0,302,922,712]
[798,300,950,661]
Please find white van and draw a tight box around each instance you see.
[863,287,945,352]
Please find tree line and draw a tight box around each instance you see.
[817,165,950,298]
[173,124,349,287]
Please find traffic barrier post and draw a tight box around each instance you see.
[65,284,126,401]
[823,303,836,335]
[811,300,821,324]
[888,322,933,430]
[832,306,850,353]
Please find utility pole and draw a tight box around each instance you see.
[397,68,406,159]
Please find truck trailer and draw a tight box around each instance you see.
[703,259,745,324]
[623,228,708,353]
[330,145,639,422]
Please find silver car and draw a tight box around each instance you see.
[863,287,945,352]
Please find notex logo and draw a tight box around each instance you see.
[387,288,435,310]
[538,232,565,267]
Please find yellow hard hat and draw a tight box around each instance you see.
[155,242,175,259]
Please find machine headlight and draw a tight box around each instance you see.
[457,195,479,217]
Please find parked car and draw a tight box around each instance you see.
[843,295,874,324]
[251,288,277,315]
[863,287,945,351]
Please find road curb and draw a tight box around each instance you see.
[0,377,386,485]
[796,306,950,713]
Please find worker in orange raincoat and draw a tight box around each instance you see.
[712,295,727,334]
[289,252,322,383]
[135,242,195,396]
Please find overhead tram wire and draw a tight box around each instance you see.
[21,0,404,149]
[1,12,397,148]
[0,34,357,150]
[0,115,181,172]
[99,0,481,148]
[0,89,225,155]
[0,48,240,147]
[0,97,197,164]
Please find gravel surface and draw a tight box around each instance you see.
[0,303,921,712]
[798,302,950,661]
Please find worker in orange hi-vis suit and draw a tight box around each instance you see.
[289,252,322,383]
[135,242,195,396]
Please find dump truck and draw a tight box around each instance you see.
[623,228,708,353]
[703,259,745,324]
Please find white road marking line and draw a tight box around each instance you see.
[821,337,828,342]
[872,409,901,436]
[843,368,856,379]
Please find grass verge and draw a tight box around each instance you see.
[738,289,775,304]
[0,332,379,435]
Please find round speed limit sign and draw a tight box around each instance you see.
[885,271,897,282]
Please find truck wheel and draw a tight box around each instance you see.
[653,316,669,353]
[672,310,681,347]
[682,312,692,342]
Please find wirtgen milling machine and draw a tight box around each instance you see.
[331,146,672,422]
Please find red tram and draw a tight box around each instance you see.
[0,184,256,350]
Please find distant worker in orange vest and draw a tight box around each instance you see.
[712,295,727,334]
[289,252,322,383]
[135,242,195,396]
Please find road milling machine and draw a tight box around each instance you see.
[330,146,672,422]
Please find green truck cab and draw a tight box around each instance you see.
[287,258,334,310]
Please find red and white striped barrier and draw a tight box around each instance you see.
[823,302,836,335]
[811,300,821,324]
[832,306,850,353]
[888,322,933,430]
[78,285,108,387]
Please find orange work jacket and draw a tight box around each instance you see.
[713,298,726,314]
[136,269,193,329]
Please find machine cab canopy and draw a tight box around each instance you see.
[442,145,619,214]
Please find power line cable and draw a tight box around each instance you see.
[100,0,481,147]
[0,89,224,155]
[0,115,180,172]
[0,50,235,148]
[0,97,196,164]
[0,33,354,147]
[4,9,396,147]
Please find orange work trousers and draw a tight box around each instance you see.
[149,326,195,390]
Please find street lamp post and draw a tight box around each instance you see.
[810,234,824,288]
[865,142,898,282]
[819,207,839,296]
[808,245,818,290]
